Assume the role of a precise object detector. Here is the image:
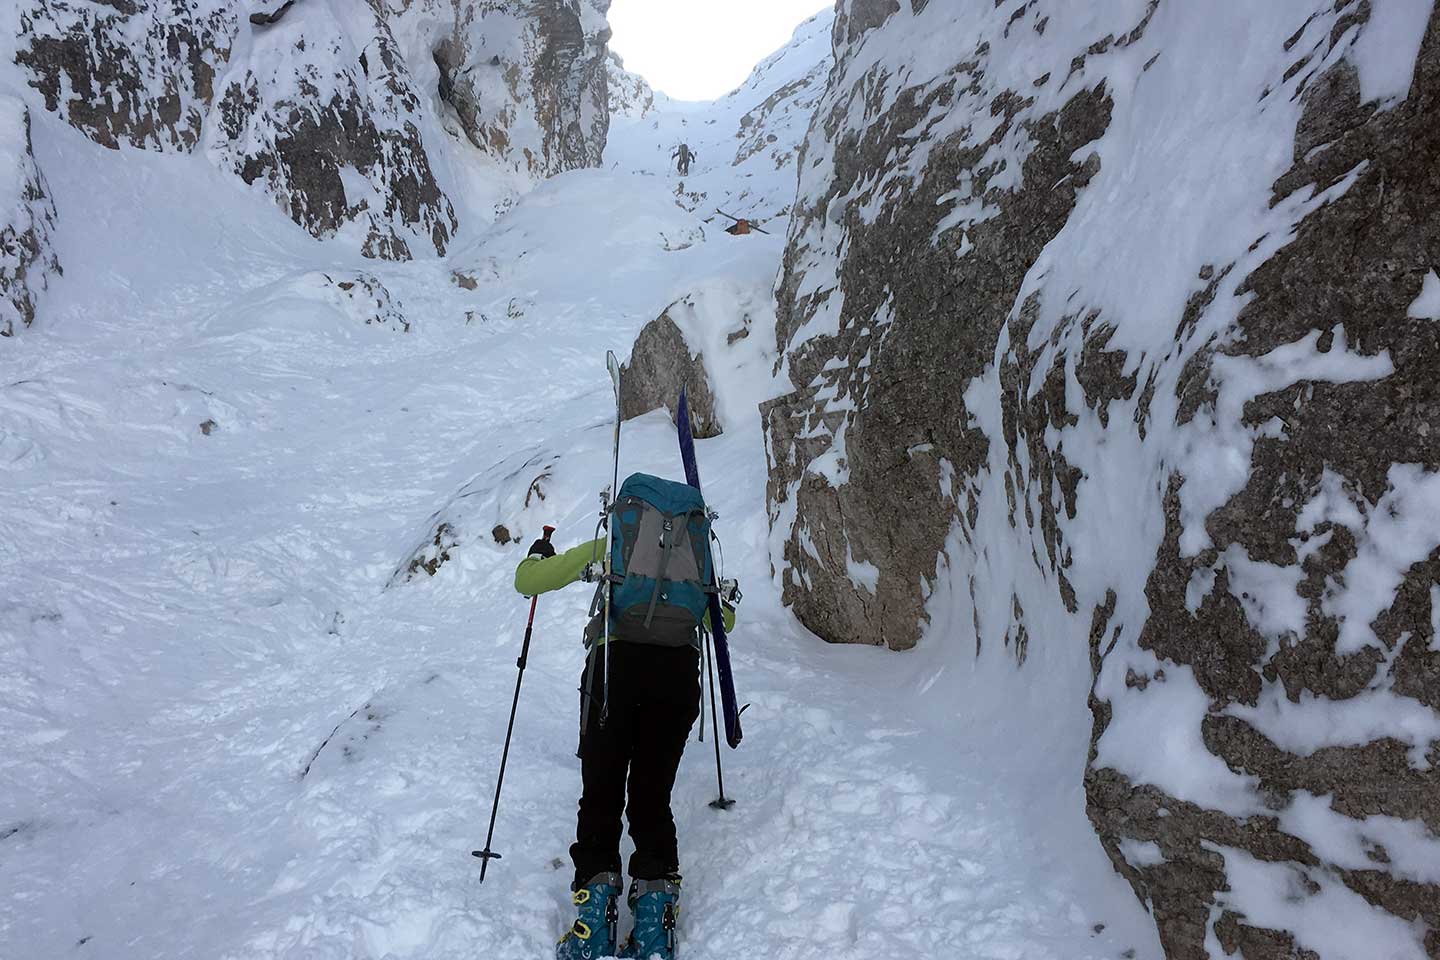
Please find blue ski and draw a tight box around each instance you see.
[677,388,743,749]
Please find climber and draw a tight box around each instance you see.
[671,143,695,177]
[514,480,740,960]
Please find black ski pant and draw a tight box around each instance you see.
[571,641,700,890]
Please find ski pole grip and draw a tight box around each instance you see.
[542,525,555,540]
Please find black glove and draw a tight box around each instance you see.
[580,561,603,583]
[527,537,556,559]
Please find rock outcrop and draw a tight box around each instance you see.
[391,448,560,585]
[620,297,722,438]
[0,98,61,338]
[606,51,653,119]
[210,1,456,259]
[764,1,1440,956]
[15,0,238,151]
[431,0,611,179]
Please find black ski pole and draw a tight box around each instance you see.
[704,630,735,810]
[472,524,554,881]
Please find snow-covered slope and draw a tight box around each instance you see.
[766,1,1440,957]
[605,10,833,225]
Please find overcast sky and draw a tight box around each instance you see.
[608,0,833,101]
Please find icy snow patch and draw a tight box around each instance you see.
[1280,791,1440,885]
[0,96,27,204]
[1179,324,1394,557]
[1349,0,1436,105]
[1323,463,1440,655]
[1407,269,1440,320]
[1119,838,1166,869]
[1211,843,1426,960]
[1227,682,1440,770]
[1095,661,1260,816]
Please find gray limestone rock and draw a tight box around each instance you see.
[211,2,457,261]
[431,0,611,178]
[765,0,1440,954]
[766,41,1114,650]
[1087,11,1440,957]
[15,0,238,152]
[620,298,722,439]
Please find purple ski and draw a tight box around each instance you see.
[677,388,743,749]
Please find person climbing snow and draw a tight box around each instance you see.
[514,473,740,960]
[671,143,694,177]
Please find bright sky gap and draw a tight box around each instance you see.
[607,0,833,101]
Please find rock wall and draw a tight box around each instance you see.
[606,51,653,119]
[211,1,456,259]
[0,97,61,338]
[764,0,1440,956]
[8,0,611,261]
[430,0,611,178]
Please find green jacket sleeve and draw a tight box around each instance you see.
[707,602,737,634]
[513,538,604,596]
[513,537,739,633]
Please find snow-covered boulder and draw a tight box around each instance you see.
[0,98,61,338]
[764,1,1440,956]
[390,443,568,586]
[621,273,781,442]
[620,297,724,439]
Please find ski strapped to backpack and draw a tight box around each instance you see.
[677,388,743,749]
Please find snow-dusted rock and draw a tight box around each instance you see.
[0,98,61,338]
[391,446,562,585]
[620,298,723,439]
[210,1,456,260]
[430,0,611,178]
[764,1,1440,956]
[11,0,612,260]
[14,0,238,151]
[606,51,653,119]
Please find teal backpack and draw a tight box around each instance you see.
[599,472,715,648]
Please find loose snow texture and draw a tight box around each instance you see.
[0,101,1160,960]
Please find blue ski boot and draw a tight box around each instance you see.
[557,872,622,960]
[618,878,680,959]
